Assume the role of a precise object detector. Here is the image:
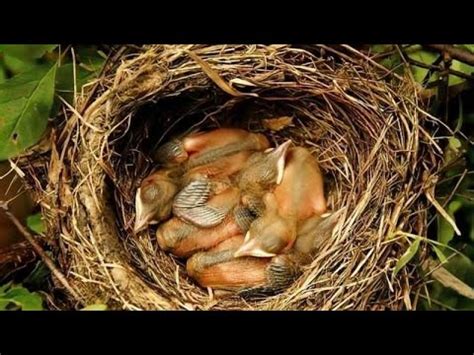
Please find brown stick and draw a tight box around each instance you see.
[406,57,474,81]
[424,44,474,66]
[0,201,83,305]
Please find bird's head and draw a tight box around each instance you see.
[133,171,179,233]
[153,139,188,166]
[238,139,292,192]
[234,193,295,258]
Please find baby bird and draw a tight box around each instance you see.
[237,139,293,213]
[174,149,260,228]
[157,203,256,258]
[293,208,344,255]
[234,193,294,258]
[173,184,241,228]
[186,235,270,291]
[157,215,239,258]
[184,150,255,182]
[234,147,327,258]
[139,130,267,232]
[133,167,183,233]
[154,128,270,167]
[186,235,303,294]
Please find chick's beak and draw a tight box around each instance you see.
[271,140,292,184]
[133,217,149,234]
[133,188,153,234]
[233,233,277,258]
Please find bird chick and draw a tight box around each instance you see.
[173,184,241,228]
[229,210,343,295]
[184,150,255,182]
[186,235,271,291]
[133,167,182,233]
[234,193,295,258]
[156,204,254,258]
[174,148,261,229]
[237,139,292,211]
[153,138,189,166]
[154,128,269,167]
[186,235,303,294]
[234,147,327,258]
[293,208,344,255]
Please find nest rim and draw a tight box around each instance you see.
[24,44,445,310]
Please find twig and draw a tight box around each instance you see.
[427,169,468,227]
[423,175,461,236]
[418,294,456,310]
[0,201,84,305]
[425,259,474,300]
[424,44,474,66]
[369,44,414,61]
[406,57,474,81]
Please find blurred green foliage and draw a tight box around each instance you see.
[0,282,43,310]
[0,44,105,161]
[26,213,45,234]
[371,44,474,310]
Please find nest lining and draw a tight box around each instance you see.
[22,45,443,310]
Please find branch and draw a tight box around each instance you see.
[425,259,474,300]
[0,201,84,305]
[424,44,474,66]
[406,57,474,81]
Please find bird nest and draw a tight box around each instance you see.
[21,44,445,310]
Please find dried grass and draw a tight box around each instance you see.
[19,45,444,310]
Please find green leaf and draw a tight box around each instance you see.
[76,46,106,73]
[0,45,58,76]
[464,44,474,52]
[433,245,448,264]
[26,213,45,234]
[443,137,463,167]
[393,237,421,277]
[50,62,98,115]
[0,45,57,61]
[56,63,97,100]
[448,45,474,86]
[437,199,463,250]
[0,282,10,293]
[81,303,108,311]
[449,59,474,86]
[0,62,6,84]
[0,63,57,160]
[2,54,35,76]
[371,44,392,53]
[429,254,474,310]
[406,46,439,84]
[0,284,43,310]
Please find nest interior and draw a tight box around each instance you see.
[27,45,444,310]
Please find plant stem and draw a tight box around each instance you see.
[424,44,474,66]
[0,201,83,306]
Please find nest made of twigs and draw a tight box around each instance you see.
[21,44,445,310]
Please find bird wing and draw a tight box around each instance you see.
[233,205,257,232]
[239,253,304,298]
[176,205,228,228]
[173,179,211,209]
